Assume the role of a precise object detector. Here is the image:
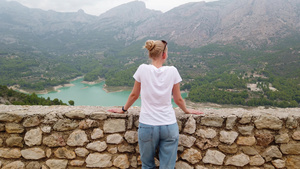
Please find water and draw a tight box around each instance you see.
[38,78,187,106]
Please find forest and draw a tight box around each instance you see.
[0,85,68,105]
[0,35,299,107]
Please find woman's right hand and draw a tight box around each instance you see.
[186,108,204,115]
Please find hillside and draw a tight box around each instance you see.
[0,0,299,107]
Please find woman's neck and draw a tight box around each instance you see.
[151,59,163,68]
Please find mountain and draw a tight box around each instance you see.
[1,0,300,52]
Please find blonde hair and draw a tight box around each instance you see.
[144,40,168,59]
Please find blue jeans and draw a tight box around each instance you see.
[138,122,179,169]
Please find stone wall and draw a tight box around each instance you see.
[0,105,300,169]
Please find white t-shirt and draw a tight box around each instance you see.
[133,64,182,126]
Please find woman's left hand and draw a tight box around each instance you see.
[108,108,125,114]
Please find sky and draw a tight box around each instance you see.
[6,0,218,16]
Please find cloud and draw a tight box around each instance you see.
[6,0,218,16]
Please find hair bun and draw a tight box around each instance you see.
[144,40,156,51]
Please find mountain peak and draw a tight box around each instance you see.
[99,1,161,22]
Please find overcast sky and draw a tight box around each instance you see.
[6,0,218,16]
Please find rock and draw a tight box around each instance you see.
[53,119,78,131]
[218,144,238,154]
[286,115,298,129]
[26,161,41,169]
[46,148,52,158]
[225,115,237,130]
[86,153,112,168]
[183,116,196,134]
[249,154,265,166]
[238,125,254,136]
[67,130,89,146]
[108,147,118,154]
[2,161,24,169]
[292,130,300,140]
[54,147,76,159]
[46,159,68,169]
[196,128,217,139]
[43,133,66,147]
[21,148,45,159]
[175,161,193,169]
[86,141,107,152]
[127,115,133,129]
[103,119,126,133]
[271,159,285,168]
[195,138,218,150]
[0,113,23,122]
[90,112,108,120]
[65,110,85,119]
[202,149,225,165]
[41,125,51,133]
[130,156,138,168]
[24,127,42,146]
[236,136,256,146]
[286,156,300,169]
[5,123,24,133]
[79,119,99,129]
[280,144,300,154]
[239,114,252,124]
[264,164,275,169]
[118,144,135,153]
[6,136,23,147]
[201,116,224,127]
[240,146,259,155]
[262,146,282,162]
[254,115,282,130]
[219,130,238,145]
[75,147,89,157]
[124,131,138,144]
[91,128,104,139]
[255,130,274,146]
[180,148,202,164]
[113,154,130,169]
[0,148,22,158]
[178,134,196,147]
[23,116,40,127]
[196,165,209,169]
[70,160,85,166]
[225,153,249,167]
[0,124,5,131]
[0,138,3,146]
[275,133,289,143]
[107,134,124,144]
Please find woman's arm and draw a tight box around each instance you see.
[172,83,203,115]
[108,80,141,113]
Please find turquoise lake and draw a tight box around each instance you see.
[38,78,187,107]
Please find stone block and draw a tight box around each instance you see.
[183,116,196,134]
[21,148,45,160]
[107,134,124,144]
[196,128,217,139]
[280,144,300,154]
[86,153,112,168]
[23,116,41,127]
[238,125,254,136]
[75,147,89,157]
[201,116,224,127]
[43,133,66,147]
[124,131,138,144]
[178,134,196,148]
[46,159,68,169]
[6,136,23,147]
[262,146,282,162]
[54,147,76,159]
[0,148,22,158]
[113,154,130,169]
[65,110,86,119]
[53,119,78,131]
[236,136,256,146]
[86,141,107,152]
[91,128,104,139]
[225,115,237,130]
[24,127,42,146]
[5,123,24,133]
[219,130,238,145]
[103,119,126,133]
[67,130,89,146]
[202,149,225,165]
[2,161,24,169]
[0,113,23,122]
[180,148,202,164]
[254,115,282,130]
[225,153,250,167]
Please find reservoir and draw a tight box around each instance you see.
[38,78,187,107]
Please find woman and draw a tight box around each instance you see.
[108,40,203,169]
